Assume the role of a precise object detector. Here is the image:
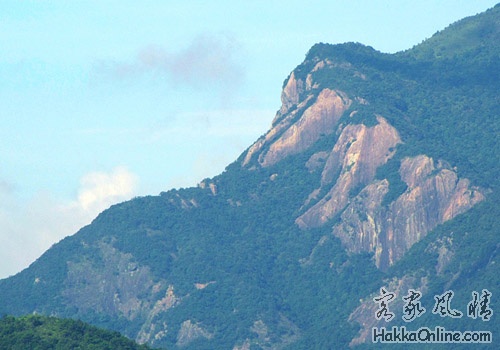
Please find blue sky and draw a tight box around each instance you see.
[0,0,497,278]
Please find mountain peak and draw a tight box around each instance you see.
[0,6,498,349]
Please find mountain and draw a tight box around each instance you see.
[0,315,151,349]
[1,5,498,349]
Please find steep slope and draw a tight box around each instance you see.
[0,5,498,349]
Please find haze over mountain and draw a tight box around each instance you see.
[1,4,498,349]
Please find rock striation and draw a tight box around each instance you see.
[332,155,483,269]
[1,8,497,347]
[296,115,401,230]
[243,72,351,167]
[242,59,484,271]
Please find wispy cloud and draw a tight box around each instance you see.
[0,167,137,279]
[94,34,244,91]
[147,108,272,142]
[0,180,14,195]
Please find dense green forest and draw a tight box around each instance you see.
[0,315,151,350]
[0,4,498,349]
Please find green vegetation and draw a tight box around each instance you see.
[0,315,151,350]
[375,152,408,207]
[0,4,498,349]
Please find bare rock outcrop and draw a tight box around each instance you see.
[176,320,213,347]
[242,60,353,168]
[62,241,161,320]
[136,285,181,344]
[277,72,304,118]
[296,116,401,228]
[332,155,484,269]
[243,71,484,273]
[243,88,351,167]
[261,89,351,167]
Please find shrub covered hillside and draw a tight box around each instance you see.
[0,4,498,350]
[0,315,151,350]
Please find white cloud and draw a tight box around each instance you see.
[76,166,137,213]
[0,167,137,279]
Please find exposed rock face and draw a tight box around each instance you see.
[242,57,483,272]
[261,88,351,167]
[331,155,484,269]
[62,239,186,346]
[194,281,216,290]
[136,285,181,344]
[243,72,351,167]
[329,179,389,261]
[62,241,161,320]
[278,72,303,117]
[296,116,401,229]
[243,315,300,349]
[383,156,483,265]
[176,320,213,347]
[305,151,329,172]
[1,28,493,349]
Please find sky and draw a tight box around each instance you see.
[0,0,497,279]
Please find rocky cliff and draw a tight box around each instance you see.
[0,5,498,349]
[242,61,484,270]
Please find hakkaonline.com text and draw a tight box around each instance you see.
[372,326,492,344]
